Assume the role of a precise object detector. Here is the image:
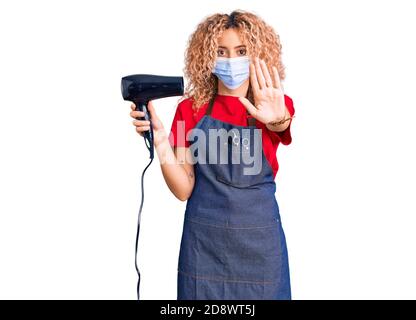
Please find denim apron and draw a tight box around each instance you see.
[177,94,291,300]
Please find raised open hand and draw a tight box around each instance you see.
[239,57,288,125]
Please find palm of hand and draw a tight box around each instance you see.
[239,57,287,124]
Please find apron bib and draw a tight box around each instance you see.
[177,94,291,300]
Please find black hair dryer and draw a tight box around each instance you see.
[121,74,184,159]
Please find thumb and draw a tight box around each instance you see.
[147,100,163,128]
[239,97,258,118]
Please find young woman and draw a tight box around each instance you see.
[130,10,295,300]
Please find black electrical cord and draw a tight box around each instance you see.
[135,124,154,300]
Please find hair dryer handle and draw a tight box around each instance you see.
[135,101,154,159]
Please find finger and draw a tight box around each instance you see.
[136,125,150,132]
[260,59,273,87]
[132,120,151,126]
[147,100,158,119]
[255,57,266,89]
[130,110,145,118]
[272,66,281,89]
[239,97,259,118]
[130,103,136,110]
[249,61,260,94]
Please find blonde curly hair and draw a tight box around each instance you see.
[180,9,286,111]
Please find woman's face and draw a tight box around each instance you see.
[217,28,248,58]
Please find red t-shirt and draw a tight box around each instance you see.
[168,94,295,178]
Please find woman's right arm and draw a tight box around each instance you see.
[130,102,195,201]
[156,142,195,201]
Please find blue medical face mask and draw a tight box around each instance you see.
[212,56,250,90]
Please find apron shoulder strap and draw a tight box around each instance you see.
[247,114,256,126]
[206,94,216,116]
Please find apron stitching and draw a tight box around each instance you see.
[215,174,266,189]
[178,269,278,285]
[185,217,279,229]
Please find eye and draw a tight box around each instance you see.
[238,48,247,55]
[217,49,226,56]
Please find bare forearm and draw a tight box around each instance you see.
[155,133,194,201]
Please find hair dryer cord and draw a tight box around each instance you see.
[135,130,154,300]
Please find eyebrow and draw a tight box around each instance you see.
[218,45,246,49]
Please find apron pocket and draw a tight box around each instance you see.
[215,174,264,189]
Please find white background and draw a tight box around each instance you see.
[1,0,415,300]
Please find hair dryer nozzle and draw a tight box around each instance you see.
[121,74,184,103]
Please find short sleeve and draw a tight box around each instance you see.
[168,99,196,148]
[269,95,295,146]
